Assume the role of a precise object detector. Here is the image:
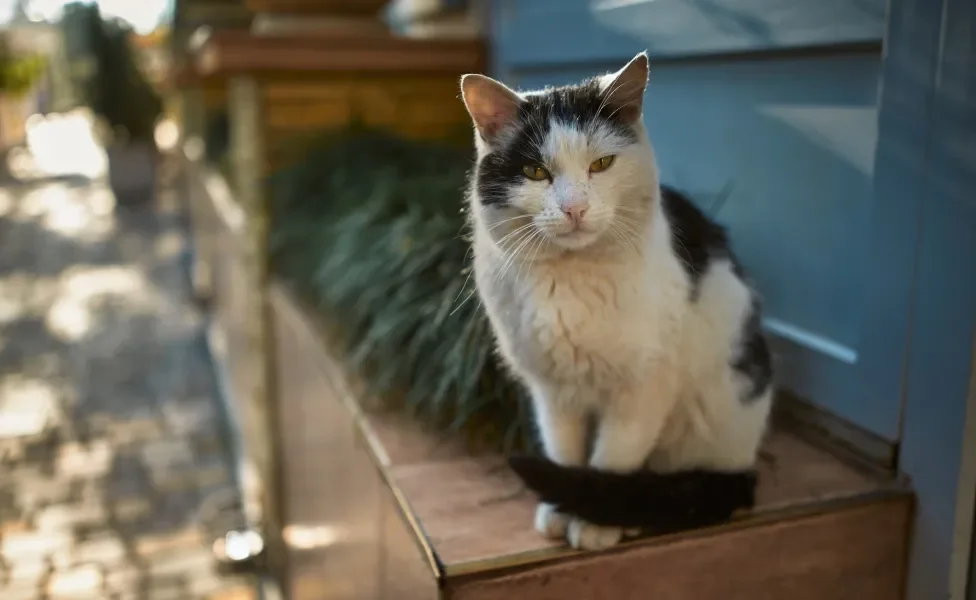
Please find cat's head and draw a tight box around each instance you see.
[461,53,658,254]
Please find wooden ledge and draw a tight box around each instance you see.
[245,0,388,16]
[269,281,913,599]
[192,29,486,77]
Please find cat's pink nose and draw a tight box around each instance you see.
[562,204,588,223]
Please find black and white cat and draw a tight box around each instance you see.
[459,53,774,551]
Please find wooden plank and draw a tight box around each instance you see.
[446,498,911,600]
[272,291,385,600]
[380,483,441,600]
[259,75,471,170]
[245,0,388,15]
[194,30,485,76]
[376,415,901,572]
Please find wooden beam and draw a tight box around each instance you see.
[244,0,389,16]
[193,30,485,77]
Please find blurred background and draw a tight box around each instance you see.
[0,0,975,599]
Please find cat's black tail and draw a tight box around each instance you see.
[508,455,757,532]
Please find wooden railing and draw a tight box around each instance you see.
[175,3,484,592]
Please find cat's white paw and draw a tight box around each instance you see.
[535,503,570,539]
[567,519,623,551]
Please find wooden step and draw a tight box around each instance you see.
[269,283,913,600]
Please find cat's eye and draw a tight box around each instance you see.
[521,165,551,181]
[589,155,616,173]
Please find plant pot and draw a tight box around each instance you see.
[106,141,157,206]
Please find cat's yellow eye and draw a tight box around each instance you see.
[521,165,551,181]
[589,155,616,173]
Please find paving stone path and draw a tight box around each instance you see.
[0,173,257,599]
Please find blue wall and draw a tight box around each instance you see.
[491,0,976,597]
[492,0,899,440]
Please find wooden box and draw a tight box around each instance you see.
[270,283,914,600]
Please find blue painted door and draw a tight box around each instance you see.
[490,0,904,440]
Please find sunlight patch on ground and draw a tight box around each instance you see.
[46,266,153,342]
[0,188,13,217]
[41,186,116,241]
[282,524,342,551]
[0,293,25,325]
[154,230,186,260]
[46,564,102,597]
[8,110,107,181]
[155,118,180,153]
[0,377,60,439]
[8,181,117,242]
[0,274,59,324]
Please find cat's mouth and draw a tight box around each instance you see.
[550,228,600,250]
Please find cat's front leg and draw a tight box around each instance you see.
[569,373,679,551]
[529,383,589,539]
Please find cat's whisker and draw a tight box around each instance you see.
[612,205,649,214]
[493,228,536,282]
[450,260,479,315]
[487,213,533,232]
[611,212,645,226]
[606,97,642,121]
[504,228,544,279]
[612,219,647,242]
[610,217,645,250]
[450,286,481,316]
[606,223,628,250]
[611,215,645,233]
[515,230,549,285]
[509,233,539,285]
[595,79,643,118]
[498,228,542,283]
[495,222,537,248]
[608,222,642,255]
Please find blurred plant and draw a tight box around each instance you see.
[60,2,162,144]
[270,126,536,452]
[0,55,46,97]
[0,37,46,97]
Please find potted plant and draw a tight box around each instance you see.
[85,13,162,204]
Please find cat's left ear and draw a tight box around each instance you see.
[601,52,649,123]
[460,74,523,143]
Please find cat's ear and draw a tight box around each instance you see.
[460,74,522,143]
[601,52,649,123]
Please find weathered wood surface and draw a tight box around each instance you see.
[270,282,913,600]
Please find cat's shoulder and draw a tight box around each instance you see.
[659,185,743,294]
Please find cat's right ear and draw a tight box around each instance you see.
[460,74,522,144]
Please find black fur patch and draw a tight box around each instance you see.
[733,299,773,403]
[659,185,740,298]
[475,78,639,207]
[660,186,772,403]
[509,455,756,532]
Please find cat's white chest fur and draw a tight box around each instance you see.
[523,260,647,385]
[476,237,685,398]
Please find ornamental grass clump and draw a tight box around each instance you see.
[269,127,535,451]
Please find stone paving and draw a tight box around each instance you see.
[0,173,257,599]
